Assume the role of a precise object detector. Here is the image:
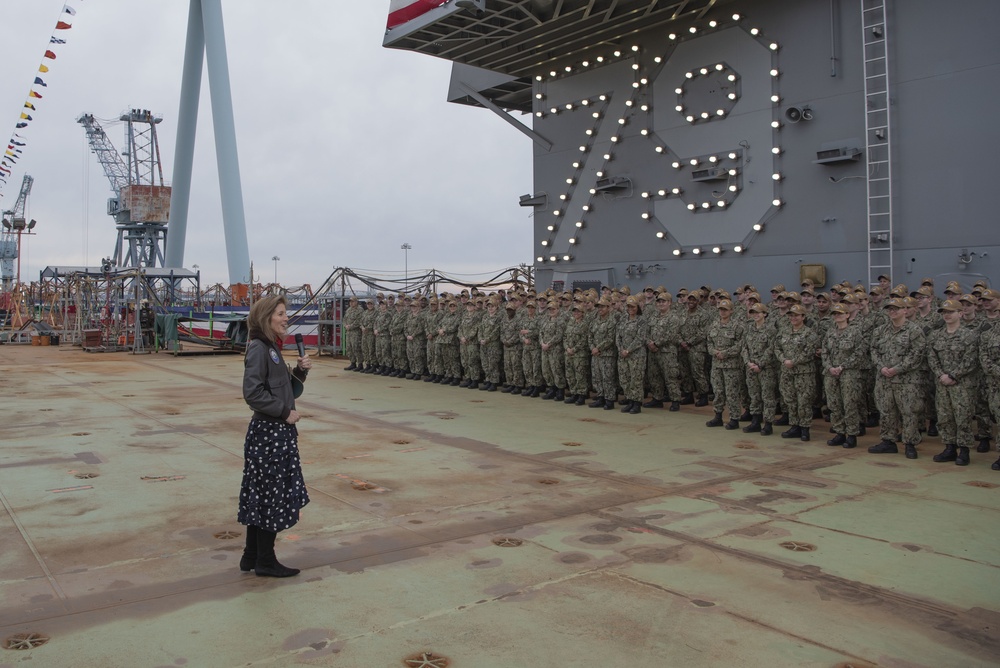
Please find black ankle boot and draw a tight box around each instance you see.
[780,425,802,439]
[240,525,258,572]
[621,401,634,413]
[694,394,709,407]
[724,418,740,430]
[827,434,846,446]
[977,438,992,453]
[933,444,957,462]
[706,412,724,427]
[955,446,970,466]
[800,427,811,442]
[743,414,762,433]
[255,528,299,578]
[760,422,773,436]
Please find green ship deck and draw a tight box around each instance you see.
[1,344,998,666]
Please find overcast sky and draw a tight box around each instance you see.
[0,1,531,289]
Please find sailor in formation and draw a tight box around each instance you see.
[341,280,1000,470]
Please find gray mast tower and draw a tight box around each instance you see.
[164,0,251,287]
[78,109,171,269]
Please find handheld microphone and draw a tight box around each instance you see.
[295,333,305,358]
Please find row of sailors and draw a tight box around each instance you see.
[341,276,1000,470]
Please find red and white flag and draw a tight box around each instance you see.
[387,0,448,30]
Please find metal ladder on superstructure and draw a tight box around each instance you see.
[862,0,893,287]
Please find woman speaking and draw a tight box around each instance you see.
[238,295,312,577]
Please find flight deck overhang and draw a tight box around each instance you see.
[384,0,735,79]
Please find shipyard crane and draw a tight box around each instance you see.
[1,174,35,292]
[78,110,171,269]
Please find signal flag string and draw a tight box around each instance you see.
[0,3,82,197]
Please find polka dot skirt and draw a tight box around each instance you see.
[237,418,310,532]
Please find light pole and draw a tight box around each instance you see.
[400,243,412,293]
[271,255,280,285]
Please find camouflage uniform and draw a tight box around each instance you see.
[677,306,710,397]
[501,307,526,389]
[540,313,567,391]
[374,305,393,371]
[563,313,591,399]
[742,320,778,421]
[979,323,1000,453]
[343,301,363,367]
[927,324,979,448]
[774,325,820,428]
[404,305,427,377]
[390,305,409,374]
[649,309,682,402]
[589,311,619,402]
[821,322,868,437]
[360,304,377,369]
[436,305,462,380]
[459,306,483,383]
[424,304,442,378]
[520,308,543,389]
[478,308,503,386]
[707,316,746,420]
[870,320,927,447]
[616,314,649,405]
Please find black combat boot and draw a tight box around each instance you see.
[575,395,587,406]
[844,435,857,448]
[800,427,811,442]
[643,398,664,408]
[564,393,577,404]
[529,385,541,397]
[468,381,479,390]
[554,389,565,402]
[774,413,789,426]
[680,392,695,405]
[459,379,471,388]
[977,438,992,453]
[725,418,740,430]
[621,401,634,413]
[694,394,709,407]
[738,408,752,422]
[345,362,357,371]
[706,412,724,427]
[933,444,957,462]
[603,399,615,410]
[780,425,802,439]
[669,401,681,412]
[927,419,939,437]
[904,443,918,459]
[589,397,606,408]
[955,446,970,466]
[742,414,762,433]
[760,421,773,436]
[868,440,898,454]
[827,434,846,446]
[628,402,641,414]
[542,387,557,400]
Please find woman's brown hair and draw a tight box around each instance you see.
[248,295,288,343]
